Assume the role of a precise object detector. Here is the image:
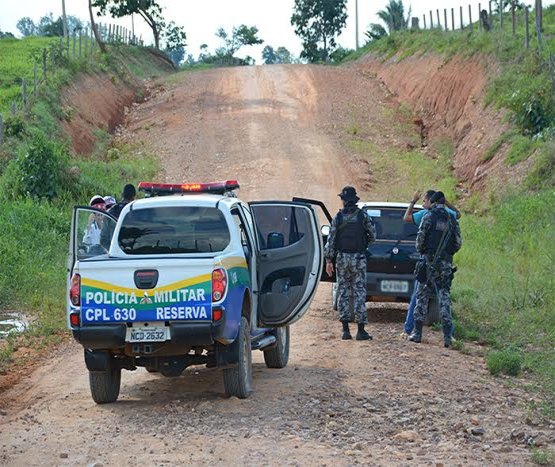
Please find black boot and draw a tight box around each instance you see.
[341,321,352,340]
[356,323,372,341]
[409,321,423,343]
[443,323,452,348]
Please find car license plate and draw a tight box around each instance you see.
[126,327,169,343]
[380,280,409,293]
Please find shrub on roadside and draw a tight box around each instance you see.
[487,348,522,376]
[2,131,69,200]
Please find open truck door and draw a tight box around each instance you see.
[249,201,323,327]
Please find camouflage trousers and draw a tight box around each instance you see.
[414,259,453,328]
[336,252,367,324]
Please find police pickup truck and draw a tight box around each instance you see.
[68,181,324,403]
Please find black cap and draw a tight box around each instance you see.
[338,186,360,203]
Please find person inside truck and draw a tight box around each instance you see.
[83,195,106,247]
[402,190,461,338]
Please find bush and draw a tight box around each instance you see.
[487,348,522,376]
[10,131,69,199]
[3,114,26,138]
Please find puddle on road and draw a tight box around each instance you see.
[0,312,27,338]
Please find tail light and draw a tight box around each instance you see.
[69,312,80,327]
[70,273,81,306]
[212,268,227,302]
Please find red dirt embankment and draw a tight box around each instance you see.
[358,54,509,187]
[59,50,174,155]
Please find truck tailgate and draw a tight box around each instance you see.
[76,257,215,324]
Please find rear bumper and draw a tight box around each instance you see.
[365,272,415,302]
[72,320,225,350]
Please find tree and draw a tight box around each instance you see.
[89,0,106,53]
[0,30,15,39]
[93,0,165,49]
[37,13,82,36]
[163,21,186,66]
[215,25,263,58]
[364,0,410,43]
[376,0,410,33]
[16,17,37,37]
[262,45,278,64]
[291,0,348,63]
[276,47,294,64]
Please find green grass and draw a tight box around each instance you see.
[0,36,59,111]
[531,448,555,465]
[487,348,522,376]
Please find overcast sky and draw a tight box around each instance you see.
[0,1,552,62]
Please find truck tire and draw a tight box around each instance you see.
[263,326,290,368]
[223,316,253,398]
[89,368,121,404]
[425,298,441,326]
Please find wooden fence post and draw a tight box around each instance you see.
[536,0,543,50]
[479,3,482,31]
[108,24,112,42]
[0,113,3,145]
[84,28,88,57]
[444,9,448,30]
[42,49,47,81]
[469,4,473,30]
[451,8,455,31]
[59,35,63,61]
[423,14,427,29]
[21,78,27,114]
[50,44,55,66]
[436,9,441,29]
[525,6,530,48]
[500,0,504,28]
[66,34,70,59]
[33,62,37,97]
[79,30,82,59]
[72,32,76,59]
[512,0,516,35]
[460,6,464,29]
[430,10,434,28]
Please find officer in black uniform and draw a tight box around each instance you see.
[325,186,376,340]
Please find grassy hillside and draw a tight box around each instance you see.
[0,38,172,363]
[345,6,555,412]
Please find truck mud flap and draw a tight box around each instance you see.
[85,349,135,371]
[73,324,126,349]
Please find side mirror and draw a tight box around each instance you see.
[321,225,330,236]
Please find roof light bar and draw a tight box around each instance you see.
[138,180,240,196]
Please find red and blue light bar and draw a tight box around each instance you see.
[138,180,240,196]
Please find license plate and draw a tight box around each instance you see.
[380,280,409,293]
[126,327,169,343]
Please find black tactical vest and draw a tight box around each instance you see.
[335,208,367,253]
[423,207,456,258]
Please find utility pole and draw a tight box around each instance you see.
[61,0,68,37]
[355,0,359,50]
[131,13,135,39]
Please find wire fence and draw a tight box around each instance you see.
[0,23,144,145]
[413,0,545,50]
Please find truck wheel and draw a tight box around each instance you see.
[89,368,121,404]
[425,298,441,326]
[223,316,252,398]
[263,326,290,368]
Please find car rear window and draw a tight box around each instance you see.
[363,207,419,241]
[118,206,230,254]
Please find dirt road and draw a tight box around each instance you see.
[0,65,551,466]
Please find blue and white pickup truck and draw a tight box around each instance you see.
[68,181,325,403]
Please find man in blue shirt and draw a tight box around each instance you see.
[402,190,461,337]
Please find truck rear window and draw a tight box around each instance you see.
[363,208,419,241]
[118,207,230,254]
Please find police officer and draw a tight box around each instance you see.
[410,191,462,347]
[325,186,376,341]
